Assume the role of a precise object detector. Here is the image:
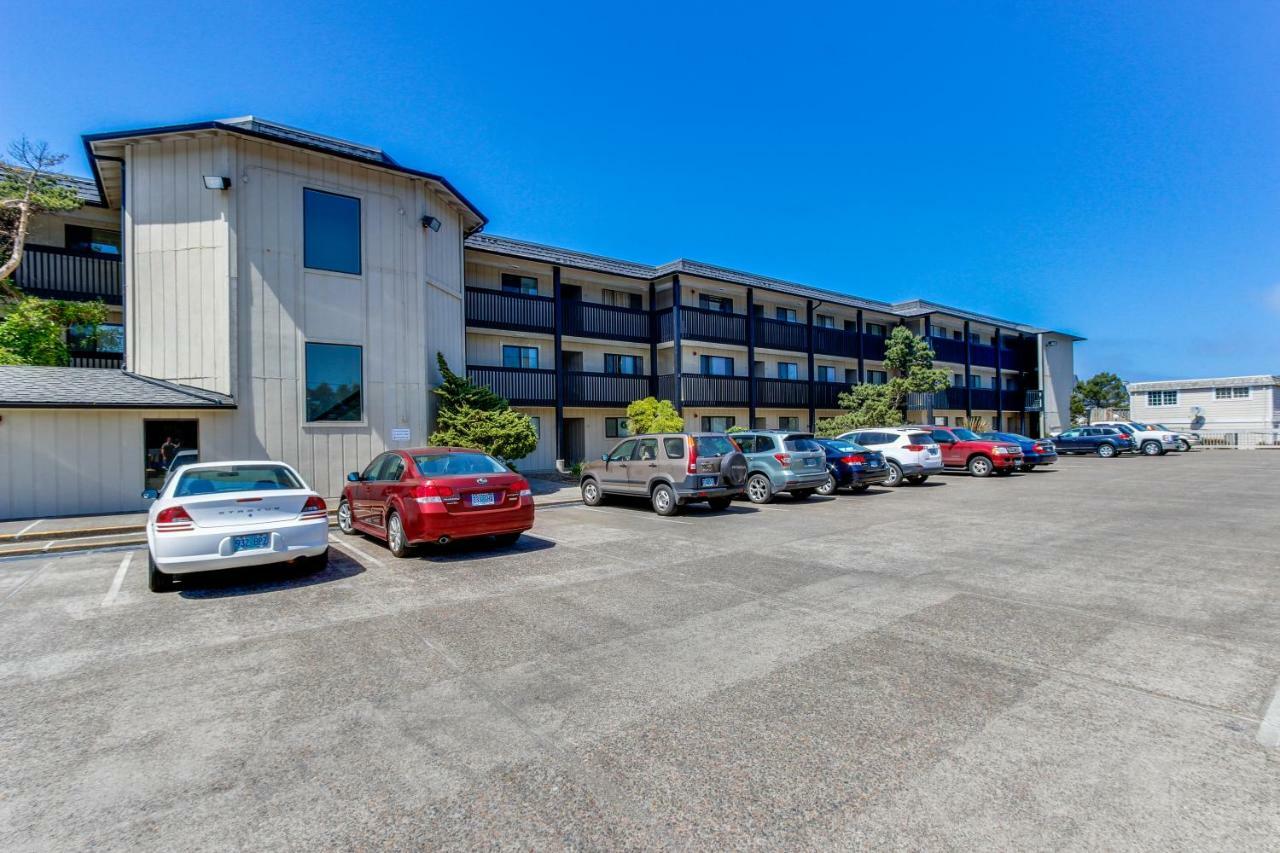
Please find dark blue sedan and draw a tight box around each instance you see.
[979,431,1058,470]
[814,438,891,495]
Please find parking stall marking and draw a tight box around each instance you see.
[101,551,134,607]
[1259,682,1280,749]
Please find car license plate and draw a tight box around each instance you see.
[232,533,269,552]
[804,458,818,467]
[868,460,881,468]
[700,476,717,488]
[471,492,495,507]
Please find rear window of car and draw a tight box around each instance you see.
[784,437,822,452]
[905,432,937,445]
[413,452,508,476]
[695,435,738,456]
[174,465,302,497]
[821,441,865,454]
[663,437,685,459]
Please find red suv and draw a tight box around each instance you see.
[338,447,534,556]
[914,426,1023,477]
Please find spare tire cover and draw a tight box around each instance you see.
[724,452,749,486]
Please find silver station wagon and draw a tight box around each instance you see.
[731,430,831,504]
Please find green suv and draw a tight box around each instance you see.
[580,433,748,516]
[732,430,830,504]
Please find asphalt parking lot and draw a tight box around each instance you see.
[3,451,1279,849]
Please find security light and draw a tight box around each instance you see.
[203,176,231,190]
[421,215,442,232]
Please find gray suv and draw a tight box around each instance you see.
[732,430,830,503]
[580,433,748,516]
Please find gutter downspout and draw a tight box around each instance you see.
[92,154,126,371]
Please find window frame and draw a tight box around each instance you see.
[302,187,363,276]
[698,294,733,313]
[502,344,540,370]
[605,417,631,438]
[501,273,540,295]
[777,361,799,380]
[604,353,644,375]
[304,341,365,426]
[701,355,735,376]
[816,365,837,383]
[701,415,736,433]
[865,322,887,337]
[1214,387,1250,400]
[1146,390,1178,407]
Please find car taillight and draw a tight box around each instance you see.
[687,437,698,475]
[299,495,327,520]
[510,478,532,499]
[154,505,193,532]
[1033,444,1045,453]
[414,483,458,504]
[773,453,792,466]
[839,454,866,465]
[903,444,925,452]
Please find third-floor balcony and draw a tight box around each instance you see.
[465,288,555,334]
[12,245,121,304]
[657,306,748,346]
[562,301,649,343]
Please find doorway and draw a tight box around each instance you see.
[144,419,198,491]
[563,418,586,465]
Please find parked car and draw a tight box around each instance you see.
[732,430,830,503]
[580,433,748,516]
[915,425,1023,477]
[1149,423,1201,452]
[978,431,1057,471]
[1091,421,1179,456]
[1049,426,1134,457]
[813,438,891,494]
[339,447,534,555]
[143,461,329,592]
[838,427,944,486]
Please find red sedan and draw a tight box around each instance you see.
[337,447,534,556]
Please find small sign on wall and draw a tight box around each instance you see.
[391,427,410,442]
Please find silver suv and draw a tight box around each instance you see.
[580,433,748,516]
[732,430,830,504]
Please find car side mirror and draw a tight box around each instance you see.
[141,489,159,500]
[601,454,608,461]
[346,472,361,482]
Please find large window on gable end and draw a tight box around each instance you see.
[305,342,363,422]
[304,188,361,275]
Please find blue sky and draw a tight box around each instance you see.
[4,1,1278,380]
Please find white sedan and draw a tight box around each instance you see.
[143,461,329,592]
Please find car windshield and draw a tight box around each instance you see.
[696,435,738,456]
[414,452,508,476]
[951,428,981,440]
[905,432,937,445]
[784,437,822,452]
[174,465,302,497]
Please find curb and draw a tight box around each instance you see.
[0,524,147,544]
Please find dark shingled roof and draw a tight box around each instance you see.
[0,367,236,409]
[464,234,656,280]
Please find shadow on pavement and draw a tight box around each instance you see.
[176,549,366,598]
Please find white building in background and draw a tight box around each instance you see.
[1127,375,1280,439]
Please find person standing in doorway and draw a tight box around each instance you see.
[160,436,179,469]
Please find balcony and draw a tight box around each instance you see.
[659,373,750,407]
[562,301,649,343]
[811,381,849,409]
[812,326,859,358]
[465,288,554,334]
[1001,389,1024,411]
[755,377,809,407]
[970,342,997,368]
[12,245,121,304]
[862,333,887,361]
[970,388,997,410]
[466,365,555,406]
[927,335,969,364]
[753,316,807,352]
[907,387,969,410]
[564,371,650,407]
[657,306,747,346]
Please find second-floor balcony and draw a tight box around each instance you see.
[465,288,555,334]
[466,365,556,406]
[12,245,122,304]
[564,371,650,407]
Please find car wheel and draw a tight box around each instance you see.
[337,499,355,535]
[1141,441,1163,456]
[651,483,679,516]
[746,473,773,504]
[968,455,994,477]
[1096,443,1116,458]
[386,511,411,557]
[816,473,838,496]
[791,489,815,501]
[581,478,604,506]
[884,461,904,487]
[706,496,733,511]
[906,474,928,485]
[492,532,521,547]
[1177,439,1191,452]
[849,483,871,493]
[148,554,174,593]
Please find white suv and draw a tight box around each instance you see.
[839,427,945,486]
[1092,421,1179,456]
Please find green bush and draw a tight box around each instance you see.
[625,397,684,434]
[430,354,538,462]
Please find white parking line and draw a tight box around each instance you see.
[578,507,693,524]
[101,551,133,606]
[15,520,41,537]
[1258,681,1280,749]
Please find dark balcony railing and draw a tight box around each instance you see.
[970,342,997,368]
[1000,389,1024,411]
[465,288,555,334]
[672,374,750,406]
[69,352,124,369]
[907,387,969,410]
[562,301,649,343]
[564,371,650,407]
[466,365,555,406]
[755,377,809,407]
[812,381,849,409]
[812,326,858,357]
[12,245,121,304]
[862,333,887,361]
[753,316,807,352]
[970,388,997,410]
[928,336,969,364]
[657,306,747,345]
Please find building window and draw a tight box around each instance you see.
[817,365,837,382]
[751,417,767,429]
[865,323,887,337]
[779,416,800,430]
[602,289,642,309]
[867,370,888,384]
[64,224,120,255]
[1214,387,1250,400]
[952,330,962,341]
[699,294,733,313]
[970,374,983,388]
[604,353,644,374]
[528,416,541,438]
[1147,390,1178,407]
[305,342,363,422]
[701,355,734,376]
[68,323,124,353]
[303,188,361,275]
[845,368,859,384]
[502,345,539,369]
[605,417,631,438]
[775,306,797,323]
[702,415,735,432]
[815,314,836,328]
[968,332,982,345]
[952,374,964,387]
[777,362,799,380]
[501,274,538,295]
[934,416,949,426]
